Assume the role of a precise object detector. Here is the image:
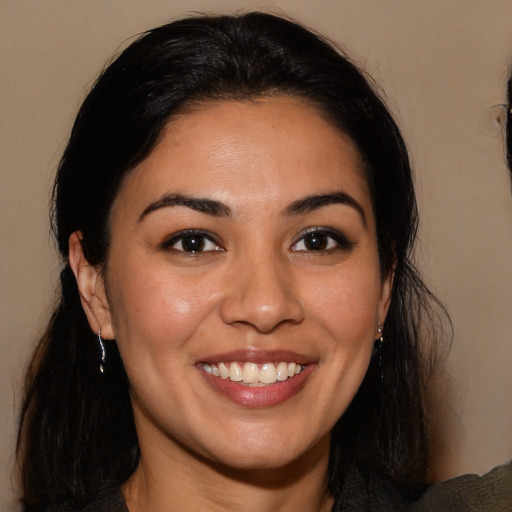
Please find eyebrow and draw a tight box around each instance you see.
[138,193,231,221]
[138,190,366,225]
[284,192,367,225]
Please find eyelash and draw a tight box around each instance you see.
[162,230,223,253]
[162,228,353,254]
[291,228,354,253]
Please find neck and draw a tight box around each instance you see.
[122,434,333,512]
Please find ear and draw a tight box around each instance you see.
[377,264,395,331]
[68,231,115,339]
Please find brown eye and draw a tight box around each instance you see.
[180,234,207,252]
[291,228,354,252]
[164,231,222,253]
[303,232,328,251]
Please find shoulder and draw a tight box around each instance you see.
[45,487,128,512]
[411,461,512,511]
[334,462,511,512]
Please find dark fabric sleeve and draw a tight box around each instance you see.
[411,461,512,512]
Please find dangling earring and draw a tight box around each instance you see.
[97,329,106,373]
[377,321,384,384]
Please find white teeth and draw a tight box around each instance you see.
[260,363,277,384]
[276,362,288,381]
[229,362,243,381]
[242,362,259,383]
[218,362,229,379]
[202,361,305,385]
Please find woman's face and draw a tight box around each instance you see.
[84,97,392,471]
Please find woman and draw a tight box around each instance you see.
[15,12,510,512]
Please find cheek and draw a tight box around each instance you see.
[107,266,219,357]
[303,266,382,338]
[300,263,382,401]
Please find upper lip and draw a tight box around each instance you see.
[197,347,316,365]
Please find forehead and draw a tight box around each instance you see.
[112,97,372,221]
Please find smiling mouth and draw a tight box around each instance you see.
[200,361,305,386]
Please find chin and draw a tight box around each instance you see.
[202,428,329,474]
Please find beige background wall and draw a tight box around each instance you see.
[1,0,511,509]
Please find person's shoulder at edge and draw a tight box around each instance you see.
[334,461,512,512]
[411,460,512,511]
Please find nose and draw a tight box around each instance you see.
[219,254,304,333]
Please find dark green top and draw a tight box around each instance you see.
[46,461,512,511]
[411,463,512,511]
[335,461,512,511]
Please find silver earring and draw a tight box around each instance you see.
[97,329,106,373]
[377,321,384,384]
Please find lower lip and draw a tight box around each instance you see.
[199,365,315,407]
